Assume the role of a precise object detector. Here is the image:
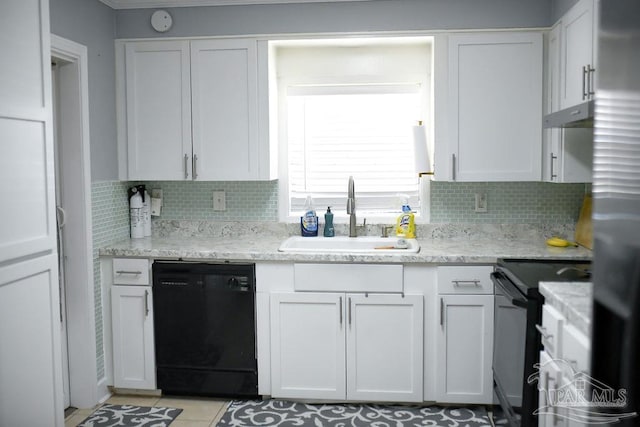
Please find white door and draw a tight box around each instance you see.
[0,1,64,425]
[436,294,494,404]
[111,285,156,390]
[125,40,192,180]
[51,62,71,409]
[560,0,595,109]
[191,39,259,180]
[346,294,423,402]
[270,292,346,400]
[447,32,542,181]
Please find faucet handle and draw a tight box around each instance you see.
[381,225,395,238]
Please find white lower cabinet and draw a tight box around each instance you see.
[111,257,156,390]
[111,285,156,390]
[538,350,566,427]
[436,294,494,404]
[270,292,423,402]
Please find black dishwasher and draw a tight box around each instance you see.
[152,261,258,397]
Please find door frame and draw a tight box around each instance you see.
[50,34,104,409]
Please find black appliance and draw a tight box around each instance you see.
[591,1,640,425]
[491,258,591,427]
[152,261,258,398]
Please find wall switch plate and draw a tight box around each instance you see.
[475,193,488,213]
[213,190,226,211]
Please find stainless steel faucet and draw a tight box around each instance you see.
[347,176,356,237]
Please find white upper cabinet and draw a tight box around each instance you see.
[543,6,595,183]
[123,41,192,180]
[191,39,260,180]
[117,38,275,181]
[559,0,597,109]
[438,32,543,181]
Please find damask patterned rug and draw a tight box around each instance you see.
[76,404,182,427]
[216,399,493,427]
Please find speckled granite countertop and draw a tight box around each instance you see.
[99,234,592,264]
[539,281,593,336]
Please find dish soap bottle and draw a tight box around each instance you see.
[323,207,335,237]
[301,196,318,237]
[395,197,416,238]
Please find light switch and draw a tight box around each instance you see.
[213,190,226,211]
[475,193,488,213]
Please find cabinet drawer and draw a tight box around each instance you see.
[112,258,150,285]
[437,266,493,294]
[562,323,590,374]
[540,304,564,359]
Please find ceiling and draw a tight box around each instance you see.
[99,0,372,9]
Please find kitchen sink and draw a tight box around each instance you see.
[278,236,420,254]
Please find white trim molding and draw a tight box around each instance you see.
[51,34,99,410]
[100,0,372,10]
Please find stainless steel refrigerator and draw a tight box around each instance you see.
[591,1,640,425]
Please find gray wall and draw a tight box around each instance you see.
[50,0,118,181]
[551,0,580,23]
[116,0,552,39]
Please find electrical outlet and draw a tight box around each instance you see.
[475,193,488,213]
[213,190,226,211]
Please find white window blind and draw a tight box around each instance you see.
[287,84,421,215]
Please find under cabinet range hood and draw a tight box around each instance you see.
[543,99,594,128]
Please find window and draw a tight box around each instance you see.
[273,37,433,221]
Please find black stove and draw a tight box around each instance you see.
[491,258,592,427]
[496,258,591,296]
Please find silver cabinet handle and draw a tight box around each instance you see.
[535,324,553,341]
[451,154,456,181]
[440,298,444,326]
[452,280,480,287]
[550,153,557,180]
[587,65,596,98]
[115,270,142,275]
[184,154,189,179]
[144,289,149,317]
[339,296,343,326]
[348,297,352,326]
[582,65,588,100]
[193,154,198,179]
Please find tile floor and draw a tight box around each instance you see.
[64,394,230,427]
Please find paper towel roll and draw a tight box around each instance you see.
[413,124,432,175]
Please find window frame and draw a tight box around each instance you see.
[272,37,434,224]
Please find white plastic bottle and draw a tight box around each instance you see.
[129,187,144,239]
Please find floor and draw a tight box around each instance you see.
[65,395,502,427]
[64,395,230,427]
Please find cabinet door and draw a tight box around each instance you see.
[538,351,567,427]
[191,39,259,180]
[560,0,596,109]
[436,294,494,404]
[447,33,542,181]
[346,294,423,402]
[125,41,192,180]
[111,285,156,390]
[270,292,346,400]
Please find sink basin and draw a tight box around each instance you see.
[278,236,420,254]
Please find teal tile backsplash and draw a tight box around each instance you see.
[136,180,279,221]
[429,181,588,223]
[91,180,130,380]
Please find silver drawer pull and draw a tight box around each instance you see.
[535,324,554,340]
[116,270,142,275]
[452,280,480,287]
